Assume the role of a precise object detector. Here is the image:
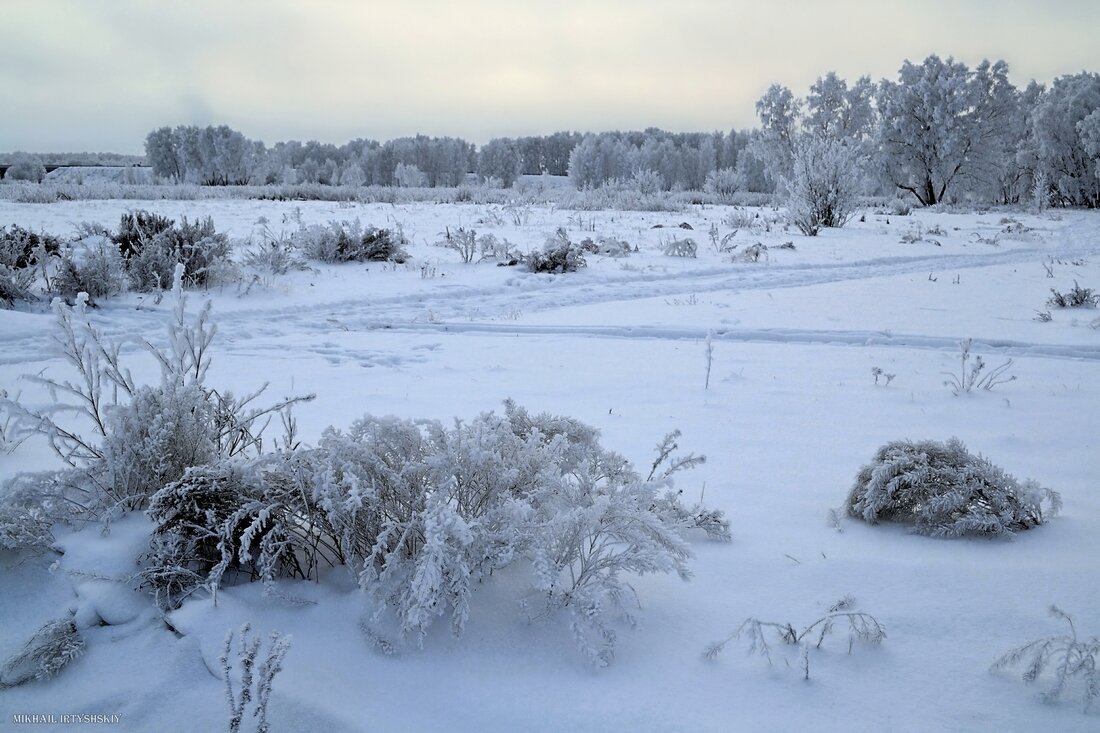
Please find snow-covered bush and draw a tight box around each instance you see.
[0,224,60,307]
[0,224,61,269]
[703,167,743,200]
[992,605,1098,712]
[1047,281,1098,308]
[292,220,408,264]
[0,263,35,307]
[4,268,312,535]
[51,240,128,303]
[116,214,232,291]
[785,134,861,235]
[525,229,587,273]
[112,211,175,257]
[101,382,218,511]
[0,618,85,687]
[439,226,478,263]
[845,438,1061,537]
[239,232,309,277]
[144,399,727,665]
[663,238,697,257]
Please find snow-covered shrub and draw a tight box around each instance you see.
[6,268,312,533]
[942,338,1015,395]
[153,400,726,665]
[292,220,408,263]
[785,134,860,236]
[119,214,232,291]
[476,233,519,262]
[0,224,57,306]
[101,382,219,511]
[0,224,61,269]
[439,226,478,263]
[112,211,175,258]
[845,438,1061,537]
[222,623,291,733]
[0,264,35,307]
[663,238,698,257]
[992,605,1098,712]
[239,233,309,277]
[525,229,587,273]
[0,471,70,552]
[704,167,743,200]
[51,239,128,303]
[1047,281,1098,308]
[705,595,885,680]
[0,618,85,687]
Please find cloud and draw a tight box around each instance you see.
[0,0,1097,151]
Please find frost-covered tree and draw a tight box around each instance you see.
[1025,72,1100,207]
[478,137,522,187]
[4,152,47,183]
[754,84,802,183]
[877,56,1018,205]
[568,134,634,189]
[145,126,183,182]
[806,72,875,141]
[393,162,428,188]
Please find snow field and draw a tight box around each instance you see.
[0,199,1097,731]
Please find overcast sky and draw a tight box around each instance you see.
[3,0,1098,153]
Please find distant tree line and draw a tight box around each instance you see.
[135,56,1100,207]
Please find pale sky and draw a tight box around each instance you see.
[3,0,1098,153]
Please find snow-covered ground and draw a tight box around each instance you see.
[1,198,1098,731]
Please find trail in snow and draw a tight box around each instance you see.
[1,216,1096,368]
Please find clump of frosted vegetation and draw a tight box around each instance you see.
[525,229,587,273]
[0,264,728,666]
[0,224,60,307]
[290,219,408,264]
[142,403,728,665]
[0,618,85,688]
[845,438,1060,537]
[992,605,1099,712]
[0,265,313,552]
[785,135,861,236]
[1047,281,1098,309]
[110,211,232,291]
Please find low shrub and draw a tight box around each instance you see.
[526,229,587,273]
[0,224,61,269]
[1047,281,1098,309]
[142,400,728,665]
[120,214,232,291]
[845,437,1060,537]
[51,240,127,302]
[292,220,408,263]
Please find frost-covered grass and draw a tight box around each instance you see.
[0,199,1098,731]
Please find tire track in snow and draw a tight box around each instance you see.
[368,322,1100,362]
[1,222,1097,367]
